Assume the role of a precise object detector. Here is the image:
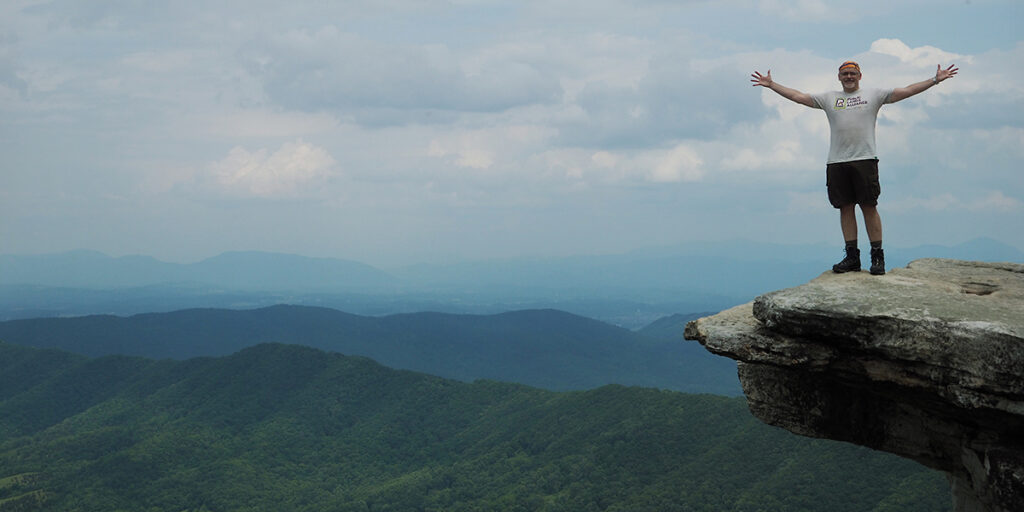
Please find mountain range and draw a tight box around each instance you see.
[0,250,396,290]
[5,239,1021,292]
[2,237,1019,326]
[0,342,949,511]
[0,305,738,395]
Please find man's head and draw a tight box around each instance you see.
[838,61,861,93]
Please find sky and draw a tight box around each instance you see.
[1,0,1021,267]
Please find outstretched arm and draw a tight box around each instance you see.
[889,64,958,103]
[751,70,815,107]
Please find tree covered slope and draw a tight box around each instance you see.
[0,342,949,511]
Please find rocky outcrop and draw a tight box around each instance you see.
[685,259,1023,512]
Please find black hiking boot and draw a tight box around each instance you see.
[832,247,861,273]
[869,247,885,275]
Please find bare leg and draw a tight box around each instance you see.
[833,204,863,272]
[860,204,882,243]
[839,204,858,242]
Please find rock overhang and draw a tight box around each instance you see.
[685,258,1024,512]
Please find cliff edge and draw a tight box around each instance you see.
[684,258,1023,512]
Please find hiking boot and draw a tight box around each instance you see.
[869,247,885,275]
[832,247,861,273]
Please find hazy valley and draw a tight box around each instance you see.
[2,239,1017,510]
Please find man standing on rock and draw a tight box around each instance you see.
[750,60,958,275]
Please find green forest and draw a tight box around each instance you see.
[0,341,949,511]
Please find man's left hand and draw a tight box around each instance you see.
[936,64,959,83]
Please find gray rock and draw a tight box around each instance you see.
[685,258,1024,512]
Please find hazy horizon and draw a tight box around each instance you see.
[2,1,1021,267]
[3,235,1022,268]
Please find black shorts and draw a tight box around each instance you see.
[826,159,880,208]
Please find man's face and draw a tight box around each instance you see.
[839,68,861,92]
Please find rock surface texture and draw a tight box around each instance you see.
[685,258,1023,512]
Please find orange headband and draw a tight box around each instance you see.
[839,61,860,72]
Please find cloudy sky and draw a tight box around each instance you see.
[2,0,1021,266]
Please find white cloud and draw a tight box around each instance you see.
[210,139,337,198]
[591,151,617,168]
[969,191,1023,212]
[878,104,930,125]
[427,124,556,172]
[869,38,969,68]
[427,137,494,170]
[888,193,959,212]
[887,191,1022,213]
[650,144,704,183]
[14,64,72,94]
[720,137,811,173]
[456,150,494,170]
[197,108,341,138]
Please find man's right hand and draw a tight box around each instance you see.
[751,70,773,87]
[750,70,814,107]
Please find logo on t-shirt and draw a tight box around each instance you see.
[834,96,868,110]
[847,96,868,107]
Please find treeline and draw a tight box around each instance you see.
[0,342,949,511]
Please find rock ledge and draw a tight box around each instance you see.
[685,258,1023,512]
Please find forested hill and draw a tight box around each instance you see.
[0,342,948,511]
[636,312,709,340]
[0,306,740,395]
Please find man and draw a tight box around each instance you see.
[750,61,958,275]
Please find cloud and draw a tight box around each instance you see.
[242,26,563,123]
[650,144,704,182]
[0,32,27,95]
[758,0,830,22]
[887,191,1022,213]
[120,50,193,73]
[721,138,807,173]
[426,124,557,173]
[428,140,494,170]
[558,48,767,149]
[905,43,1024,130]
[869,38,969,68]
[591,150,618,168]
[196,108,341,138]
[209,139,337,198]
[970,191,1023,212]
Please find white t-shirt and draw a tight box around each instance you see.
[810,88,893,164]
